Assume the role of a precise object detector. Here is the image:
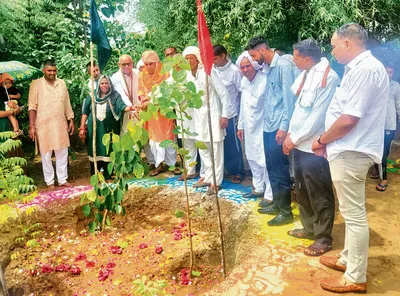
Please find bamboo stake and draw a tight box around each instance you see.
[90,42,98,174]
[179,109,195,275]
[204,76,226,277]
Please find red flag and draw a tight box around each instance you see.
[197,0,214,76]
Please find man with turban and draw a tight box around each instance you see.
[183,46,229,195]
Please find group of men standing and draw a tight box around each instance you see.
[27,22,396,294]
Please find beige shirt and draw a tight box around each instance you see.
[28,77,74,154]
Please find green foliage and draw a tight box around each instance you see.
[138,0,400,55]
[0,132,40,264]
[81,121,148,233]
[133,276,170,296]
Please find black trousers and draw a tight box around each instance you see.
[224,117,244,177]
[294,149,335,245]
[263,131,292,215]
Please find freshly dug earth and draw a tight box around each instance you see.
[1,187,251,295]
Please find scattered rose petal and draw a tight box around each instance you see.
[75,253,87,261]
[139,243,148,249]
[106,262,116,269]
[110,246,122,254]
[55,264,71,272]
[86,261,96,268]
[98,268,113,281]
[70,265,81,275]
[174,233,182,240]
[41,264,53,274]
[155,246,163,254]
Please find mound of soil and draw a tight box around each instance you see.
[0,186,251,295]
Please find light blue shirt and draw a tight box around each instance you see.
[288,59,340,153]
[263,53,297,132]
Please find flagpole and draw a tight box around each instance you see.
[205,76,227,277]
[90,42,98,174]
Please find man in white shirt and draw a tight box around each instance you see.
[111,54,140,134]
[283,38,340,257]
[312,23,390,294]
[86,61,101,91]
[213,45,244,183]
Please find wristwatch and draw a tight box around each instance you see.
[317,135,326,145]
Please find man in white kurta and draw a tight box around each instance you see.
[28,60,74,190]
[111,54,140,134]
[183,46,229,195]
[236,52,273,204]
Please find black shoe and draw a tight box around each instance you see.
[243,191,264,199]
[267,213,294,226]
[258,207,279,215]
[258,199,273,208]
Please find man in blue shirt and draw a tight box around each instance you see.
[247,37,296,226]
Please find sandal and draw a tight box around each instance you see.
[206,185,220,196]
[303,242,332,257]
[232,175,243,184]
[369,173,379,179]
[287,229,314,240]
[178,174,197,181]
[376,183,388,192]
[150,166,165,177]
[193,181,211,188]
[59,182,73,188]
[173,167,182,175]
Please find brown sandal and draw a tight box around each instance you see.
[232,175,243,184]
[193,181,211,188]
[178,174,197,181]
[304,242,332,257]
[287,229,314,240]
[150,166,165,177]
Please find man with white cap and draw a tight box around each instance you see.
[236,51,273,204]
[182,46,230,195]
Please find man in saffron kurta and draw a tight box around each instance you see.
[139,50,177,176]
[28,60,74,190]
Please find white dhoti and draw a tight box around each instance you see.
[182,139,198,176]
[199,141,224,186]
[40,147,69,186]
[248,159,273,202]
[149,139,176,168]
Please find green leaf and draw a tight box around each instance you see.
[139,110,152,121]
[90,174,98,186]
[115,188,123,203]
[189,161,197,167]
[195,141,208,150]
[117,240,129,249]
[165,111,177,119]
[106,216,111,226]
[82,204,91,217]
[133,163,144,178]
[172,68,187,83]
[112,133,120,143]
[191,270,202,277]
[168,165,176,171]
[88,221,97,233]
[96,212,103,223]
[121,132,134,150]
[108,162,114,176]
[175,210,185,218]
[105,195,114,211]
[93,197,101,210]
[102,133,111,154]
[185,81,197,93]
[177,148,189,156]
[160,140,174,148]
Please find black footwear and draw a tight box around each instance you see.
[258,207,279,215]
[267,213,294,226]
[243,191,264,199]
[258,199,273,208]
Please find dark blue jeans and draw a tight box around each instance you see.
[263,130,292,215]
[224,117,244,177]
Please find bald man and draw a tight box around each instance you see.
[111,54,140,134]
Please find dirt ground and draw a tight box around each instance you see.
[7,143,400,295]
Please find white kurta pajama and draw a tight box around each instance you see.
[238,71,273,201]
[192,67,229,186]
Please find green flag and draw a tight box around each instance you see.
[90,0,112,71]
